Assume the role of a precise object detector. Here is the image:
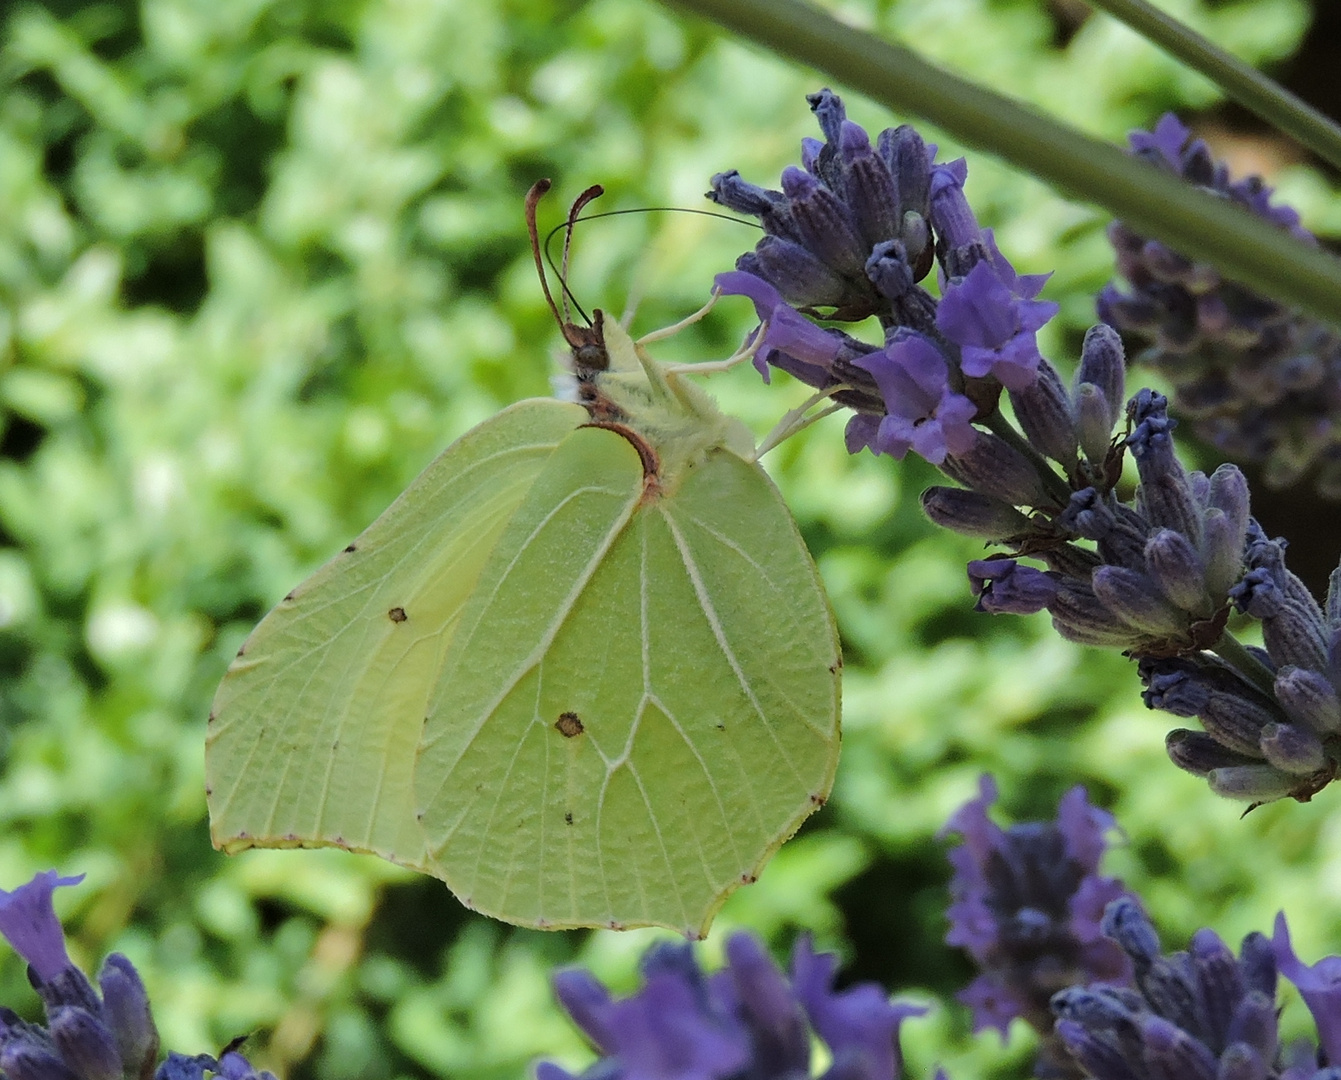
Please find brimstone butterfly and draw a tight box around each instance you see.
[205,181,841,937]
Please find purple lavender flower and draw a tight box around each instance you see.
[851,331,977,463]
[936,233,1058,392]
[967,559,1058,615]
[710,88,1062,468]
[1047,898,1341,1080]
[1100,113,1341,496]
[540,931,925,1080]
[0,871,276,1080]
[0,872,84,985]
[1272,913,1341,1068]
[941,777,1135,1077]
[709,92,1338,805]
[710,88,936,323]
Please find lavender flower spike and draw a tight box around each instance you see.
[1100,112,1341,497]
[1046,898,1341,1080]
[0,871,280,1080]
[540,931,926,1080]
[941,776,1134,1077]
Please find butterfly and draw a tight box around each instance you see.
[205,180,841,937]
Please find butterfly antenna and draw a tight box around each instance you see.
[526,179,567,330]
[525,179,608,367]
[560,184,604,326]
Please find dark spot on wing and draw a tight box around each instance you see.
[740,872,757,884]
[564,811,574,825]
[715,722,725,731]
[388,606,408,623]
[284,590,296,602]
[810,793,827,806]
[345,543,358,553]
[555,711,584,738]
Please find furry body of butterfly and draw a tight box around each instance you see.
[205,315,841,938]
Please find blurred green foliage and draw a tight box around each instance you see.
[0,0,1337,1077]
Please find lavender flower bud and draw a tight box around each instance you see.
[48,1007,120,1080]
[1225,991,1278,1061]
[780,166,868,279]
[968,559,1058,614]
[879,124,931,224]
[98,954,158,1080]
[0,1042,81,1080]
[1128,390,1202,545]
[928,159,985,277]
[920,487,1031,539]
[1143,528,1211,615]
[1141,1014,1219,1079]
[836,121,902,250]
[1048,579,1151,648]
[1274,666,1341,734]
[1075,324,1126,433]
[1091,566,1187,637]
[723,935,809,1073]
[1059,490,1148,570]
[748,236,852,308]
[940,431,1057,508]
[1207,764,1299,802]
[1232,534,1329,672]
[1327,562,1341,627]
[1009,359,1077,466]
[1073,383,1117,468]
[1259,721,1329,774]
[1165,729,1260,777]
[551,969,617,1053]
[1199,509,1246,603]
[1140,657,1281,757]
[1053,1016,1131,1080]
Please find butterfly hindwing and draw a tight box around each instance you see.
[413,427,840,936]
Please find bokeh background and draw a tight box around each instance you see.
[2,0,1340,1076]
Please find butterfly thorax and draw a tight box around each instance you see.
[564,312,754,501]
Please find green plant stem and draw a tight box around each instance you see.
[658,0,1341,328]
[1084,0,1341,174]
[1211,630,1277,698]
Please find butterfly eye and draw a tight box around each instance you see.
[572,343,608,372]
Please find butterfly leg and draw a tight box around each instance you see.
[659,313,768,378]
[754,385,853,460]
[635,289,723,345]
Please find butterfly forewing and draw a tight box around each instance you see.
[205,399,587,869]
